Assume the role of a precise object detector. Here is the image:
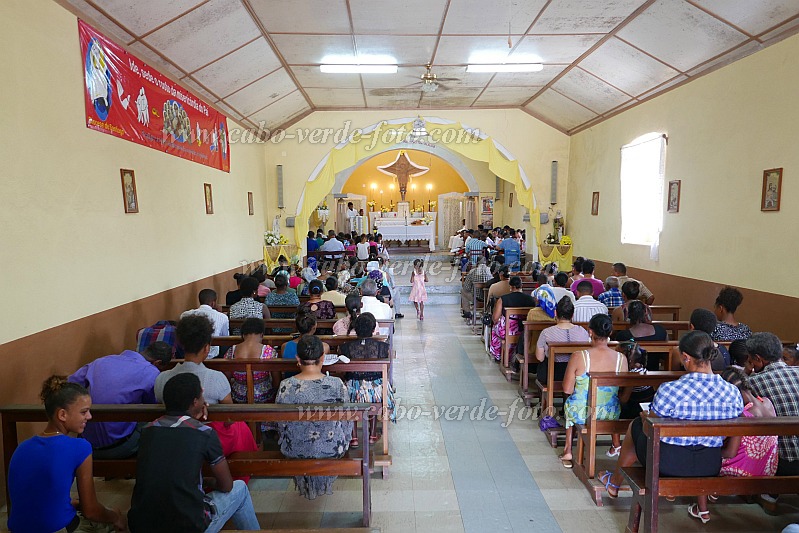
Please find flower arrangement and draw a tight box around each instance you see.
[367,201,376,211]
[560,235,572,246]
[429,201,437,210]
[413,205,424,213]
[264,230,287,246]
[422,215,434,225]
[380,205,390,213]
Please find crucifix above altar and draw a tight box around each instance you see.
[377,151,429,202]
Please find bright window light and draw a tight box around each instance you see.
[466,63,543,73]
[320,64,397,74]
[620,133,667,246]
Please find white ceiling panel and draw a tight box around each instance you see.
[421,86,483,107]
[179,77,218,104]
[635,74,688,100]
[684,40,762,77]
[361,67,428,89]
[511,34,604,63]
[355,35,437,66]
[65,0,134,43]
[553,68,631,113]
[435,35,520,65]
[760,17,799,42]
[248,91,310,130]
[306,88,366,107]
[424,66,494,88]
[290,66,363,89]
[91,0,203,36]
[617,0,749,72]
[488,65,567,87]
[531,0,647,34]
[144,0,261,73]
[443,0,548,35]
[365,88,421,108]
[580,37,680,96]
[214,100,247,121]
[474,87,539,106]
[270,34,356,64]
[525,90,598,131]
[250,0,351,34]
[693,0,799,36]
[127,42,186,79]
[349,0,447,34]
[192,38,282,97]
[225,68,299,117]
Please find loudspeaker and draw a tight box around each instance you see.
[540,212,549,224]
[276,165,284,209]
[550,161,558,205]
[495,176,501,200]
[285,216,295,227]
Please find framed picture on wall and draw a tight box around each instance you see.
[120,169,138,213]
[667,180,681,213]
[481,197,494,214]
[248,192,254,215]
[591,191,599,216]
[761,168,782,211]
[508,192,513,208]
[204,183,214,214]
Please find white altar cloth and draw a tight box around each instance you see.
[376,222,435,251]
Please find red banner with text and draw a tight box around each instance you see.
[78,20,230,172]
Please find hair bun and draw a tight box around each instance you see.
[40,375,68,403]
[702,345,719,362]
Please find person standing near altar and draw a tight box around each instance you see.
[346,202,358,232]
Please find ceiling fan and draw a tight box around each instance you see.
[410,63,460,93]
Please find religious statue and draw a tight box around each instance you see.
[377,151,429,201]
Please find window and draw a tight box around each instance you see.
[620,133,667,246]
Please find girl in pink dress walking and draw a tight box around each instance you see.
[409,259,428,321]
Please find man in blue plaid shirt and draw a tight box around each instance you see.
[597,276,623,308]
[747,332,799,476]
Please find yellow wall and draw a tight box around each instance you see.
[0,0,267,344]
[342,150,468,209]
[567,33,799,297]
[262,109,571,241]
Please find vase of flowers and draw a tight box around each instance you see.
[264,230,285,246]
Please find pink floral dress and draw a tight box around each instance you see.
[719,401,779,477]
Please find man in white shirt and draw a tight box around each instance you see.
[550,272,576,306]
[346,201,358,232]
[180,289,229,359]
[319,230,345,259]
[572,280,608,323]
[360,279,392,334]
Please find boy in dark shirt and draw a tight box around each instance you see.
[128,373,259,532]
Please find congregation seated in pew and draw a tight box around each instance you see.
[602,331,744,522]
[611,280,653,323]
[712,285,753,342]
[613,300,668,354]
[275,335,352,500]
[155,315,258,482]
[129,373,260,532]
[229,276,270,329]
[334,293,380,336]
[560,314,627,469]
[224,318,279,403]
[181,288,229,359]
[68,341,173,459]
[489,276,535,361]
[264,273,300,331]
[573,280,609,323]
[8,376,127,532]
[534,296,587,385]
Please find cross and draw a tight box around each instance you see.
[377,151,429,201]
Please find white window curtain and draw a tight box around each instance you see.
[620,133,667,256]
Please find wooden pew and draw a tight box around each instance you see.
[623,416,799,533]
[470,282,487,334]
[0,403,377,525]
[518,321,557,406]
[608,305,682,321]
[196,359,393,466]
[499,306,534,381]
[572,371,686,505]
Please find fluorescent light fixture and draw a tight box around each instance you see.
[467,63,543,73]
[320,64,397,74]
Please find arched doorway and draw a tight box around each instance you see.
[294,116,540,256]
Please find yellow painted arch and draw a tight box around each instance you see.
[294,118,540,250]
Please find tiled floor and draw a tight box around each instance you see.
[2,297,799,531]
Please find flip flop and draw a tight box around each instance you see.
[688,503,710,524]
[599,470,620,498]
[558,453,573,469]
[606,445,621,458]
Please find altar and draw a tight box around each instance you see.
[371,213,436,251]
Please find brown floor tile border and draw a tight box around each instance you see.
[0,262,261,406]
[594,261,798,342]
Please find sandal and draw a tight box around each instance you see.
[708,494,719,503]
[369,435,380,444]
[688,503,710,524]
[558,453,573,469]
[599,470,620,498]
[349,438,359,448]
[606,445,621,458]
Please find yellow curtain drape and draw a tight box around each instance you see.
[538,244,573,272]
[263,245,300,271]
[294,119,540,251]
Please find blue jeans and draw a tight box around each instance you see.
[205,480,260,532]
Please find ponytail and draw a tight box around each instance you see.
[40,375,88,419]
[344,293,362,335]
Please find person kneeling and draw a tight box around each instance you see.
[128,373,260,532]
